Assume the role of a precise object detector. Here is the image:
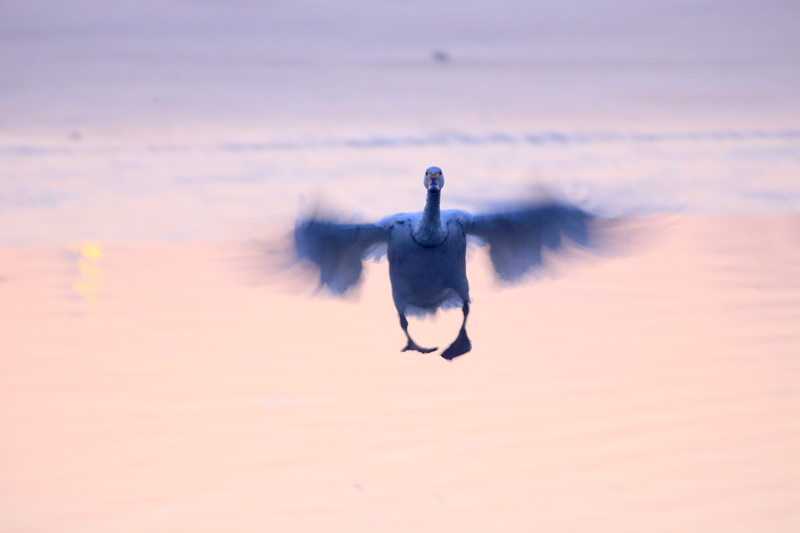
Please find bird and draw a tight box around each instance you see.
[294,166,605,360]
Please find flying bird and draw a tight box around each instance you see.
[294,166,608,360]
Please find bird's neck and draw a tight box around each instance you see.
[413,190,446,246]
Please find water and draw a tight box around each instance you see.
[1,1,799,531]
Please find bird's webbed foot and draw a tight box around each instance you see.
[401,339,438,354]
[441,327,472,360]
[399,313,437,354]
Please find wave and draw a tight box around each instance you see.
[1,128,798,156]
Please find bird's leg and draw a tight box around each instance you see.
[441,302,472,360]
[399,313,438,354]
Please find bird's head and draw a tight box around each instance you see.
[424,166,444,192]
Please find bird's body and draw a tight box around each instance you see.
[294,167,603,360]
[386,212,470,317]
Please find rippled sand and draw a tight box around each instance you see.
[2,215,798,531]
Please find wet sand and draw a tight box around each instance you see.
[2,215,798,531]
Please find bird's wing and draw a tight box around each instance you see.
[294,218,389,294]
[461,201,597,283]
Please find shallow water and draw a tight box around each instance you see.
[2,1,800,531]
[2,216,799,531]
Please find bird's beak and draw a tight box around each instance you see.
[428,182,440,192]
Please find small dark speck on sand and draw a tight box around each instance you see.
[432,50,450,63]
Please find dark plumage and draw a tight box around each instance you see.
[294,167,604,359]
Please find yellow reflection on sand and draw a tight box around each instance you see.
[72,243,104,304]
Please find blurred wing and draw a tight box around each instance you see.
[294,219,389,294]
[463,202,596,283]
